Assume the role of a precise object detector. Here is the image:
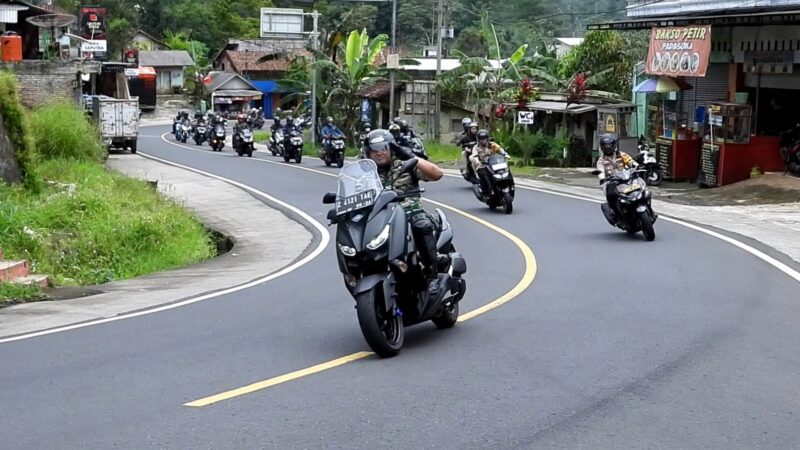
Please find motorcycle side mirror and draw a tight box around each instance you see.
[326,208,337,222]
[591,169,601,175]
[401,158,419,174]
[322,192,336,204]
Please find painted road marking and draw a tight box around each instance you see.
[0,142,331,344]
[183,156,538,407]
[184,352,374,407]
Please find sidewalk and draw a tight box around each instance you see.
[0,154,314,339]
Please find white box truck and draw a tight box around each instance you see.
[92,95,140,153]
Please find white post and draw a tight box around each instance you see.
[434,0,444,140]
[389,0,397,121]
[311,11,320,146]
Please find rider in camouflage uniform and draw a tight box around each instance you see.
[365,129,445,295]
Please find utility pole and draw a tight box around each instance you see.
[434,0,444,140]
[388,0,397,119]
[311,10,320,146]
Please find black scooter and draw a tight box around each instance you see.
[322,159,467,358]
[472,153,515,214]
[321,131,346,168]
[600,168,658,241]
[634,138,664,186]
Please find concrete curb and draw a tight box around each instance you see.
[0,154,316,339]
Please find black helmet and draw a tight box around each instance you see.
[388,123,400,137]
[477,129,490,144]
[461,117,472,129]
[599,133,618,156]
[399,119,409,130]
[366,129,394,154]
[392,117,403,126]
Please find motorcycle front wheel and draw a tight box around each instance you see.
[503,192,514,214]
[336,153,345,168]
[646,169,664,186]
[356,288,404,358]
[639,211,656,241]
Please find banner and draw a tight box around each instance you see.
[79,6,108,40]
[646,25,711,77]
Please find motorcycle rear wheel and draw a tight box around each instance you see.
[356,288,404,358]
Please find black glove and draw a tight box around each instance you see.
[599,178,606,185]
[390,142,415,161]
[412,148,429,160]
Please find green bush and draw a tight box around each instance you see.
[0,71,39,189]
[0,159,215,286]
[30,102,106,161]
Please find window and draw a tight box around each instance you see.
[451,119,463,133]
[404,82,434,114]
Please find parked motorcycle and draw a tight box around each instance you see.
[600,168,658,241]
[234,127,255,157]
[322,159,467,357]
[471,153,515,214]
[635,139,664,186]
[193,122,208,146]
[780,124,800,176]
[283,128,304,163]
[321,131,346,168]
[209,122,226,152]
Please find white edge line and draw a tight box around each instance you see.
[486,175,800,284]
[0,146,331,344]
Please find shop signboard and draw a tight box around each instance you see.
[79,6,108,40]
[646,25,711,77]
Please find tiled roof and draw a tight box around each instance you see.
[357,81,404,99]
[223,49,310,73]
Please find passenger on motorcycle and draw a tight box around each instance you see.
[597,133,638,218]
[365,129,445,296]
[457,122,479,147]
[470,129,510,196]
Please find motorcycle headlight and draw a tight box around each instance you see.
[366,225,391,250]
[338,244,356,257]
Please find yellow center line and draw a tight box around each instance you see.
[168,147,537,407]
[184,352,373,407]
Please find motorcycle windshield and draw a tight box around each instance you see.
[335,160,383,216]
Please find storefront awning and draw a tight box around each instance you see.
[588,9,800,31]
[525,101,597,115]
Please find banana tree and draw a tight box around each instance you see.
[438,13,530,131]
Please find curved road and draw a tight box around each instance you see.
[2,126,799,449]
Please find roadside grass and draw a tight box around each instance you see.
[424,142,461,163]
[254,130,270,143]
[0,99,216,302]
[0,159,216,286]
[0,282,46,306]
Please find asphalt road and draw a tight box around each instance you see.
[1,126,799,449]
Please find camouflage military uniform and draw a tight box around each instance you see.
[378,157,428,215]
[378,157,441,277]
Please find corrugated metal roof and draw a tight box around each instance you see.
[627,0,800,17]
[525,101,597,115]
[0,4,29,23]
[138,50,194,67]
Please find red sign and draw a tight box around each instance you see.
[79,6,108,40]
[122,48,138,64]
[646,25,712,77]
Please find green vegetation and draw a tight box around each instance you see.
[29,103,106,161]
[0,76,215,302]
[0,72,38,188]
[0,283,45,306]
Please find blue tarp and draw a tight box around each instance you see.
[251,80,280,93]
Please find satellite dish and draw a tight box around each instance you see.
[26,14,77,28]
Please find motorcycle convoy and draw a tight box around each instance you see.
[171,111,661,358]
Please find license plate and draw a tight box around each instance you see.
[621,184,641,194]
[335,190,376,215]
